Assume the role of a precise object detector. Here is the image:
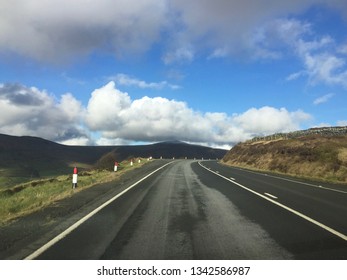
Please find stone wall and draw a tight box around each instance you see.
[247,126,347,143]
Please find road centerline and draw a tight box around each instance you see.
[234,167,347,194]
[264,193,278,199]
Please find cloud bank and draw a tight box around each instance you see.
[1,1,347,88]
[1,1,345,61]
[0,0,167,62]
[0,82,312,147]
[0,83,90,145]
[85,82,311,146]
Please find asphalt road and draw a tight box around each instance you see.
[28,160,347,260]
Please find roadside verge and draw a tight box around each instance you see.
[0,160,172,260]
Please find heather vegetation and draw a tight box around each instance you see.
[223,134,347,184]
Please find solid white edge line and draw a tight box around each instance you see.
[198,161,347,242]
[24,161,175,260]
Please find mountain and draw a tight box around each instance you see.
[0,134,226,187]
[222,127,347,183]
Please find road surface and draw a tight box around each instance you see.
[26,160,347,259]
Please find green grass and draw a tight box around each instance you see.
[0,162,94,190]
[0,159,149,225]
[0,175,27,188]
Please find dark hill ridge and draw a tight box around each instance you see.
[0,134,226,187]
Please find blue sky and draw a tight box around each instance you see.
[1,0,347,148]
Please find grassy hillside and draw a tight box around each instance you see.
[222,135,347,183]
[0,158,149,225]
[0,134,226,188]
[0,134,112,187]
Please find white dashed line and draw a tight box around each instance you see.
[264,193,278,199]
[198,161,347,242]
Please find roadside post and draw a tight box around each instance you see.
[72,167,78,189]
[114,162,118,172]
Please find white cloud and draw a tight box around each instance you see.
[58,93,85,121]
[85,82,312,146]
[259,18,347,88]
[85,81,131,131]
[59,137,92,146]
[96,137,133,146]
[251,18,311,60]
[286,71,306,81]
[112,73,180,90]
[0,0,167,62]
[0,83,89,143]
[337,120,347,126]
[162,45,195,65]
[314,122,331,128]
[1,0,346,70]
[303,52,347,87]
[86,82,208,142]
[313,93,334,105]
[167,1,346,60]
[232,106,312,136]
[338,43,347,55]
[208,47,229,59]
[0,81,313,146]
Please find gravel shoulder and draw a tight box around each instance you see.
[0,160,171,260]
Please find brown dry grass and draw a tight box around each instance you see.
[223,135,347,184]
[338,148,347,164]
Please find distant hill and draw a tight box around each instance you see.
[222,129,347,183]
[0,134,226,187]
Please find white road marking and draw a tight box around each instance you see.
[264,193,278,199]
[230,177,236,181]
[237,168,347,194]
[198,161,347,242]
[24,161,175,260]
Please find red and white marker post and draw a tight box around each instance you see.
[72,167,78,189]
[114,161,118,172]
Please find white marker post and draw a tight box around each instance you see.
[130,160,133,166]
[114,162,118,172]
[72,167,78,189]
